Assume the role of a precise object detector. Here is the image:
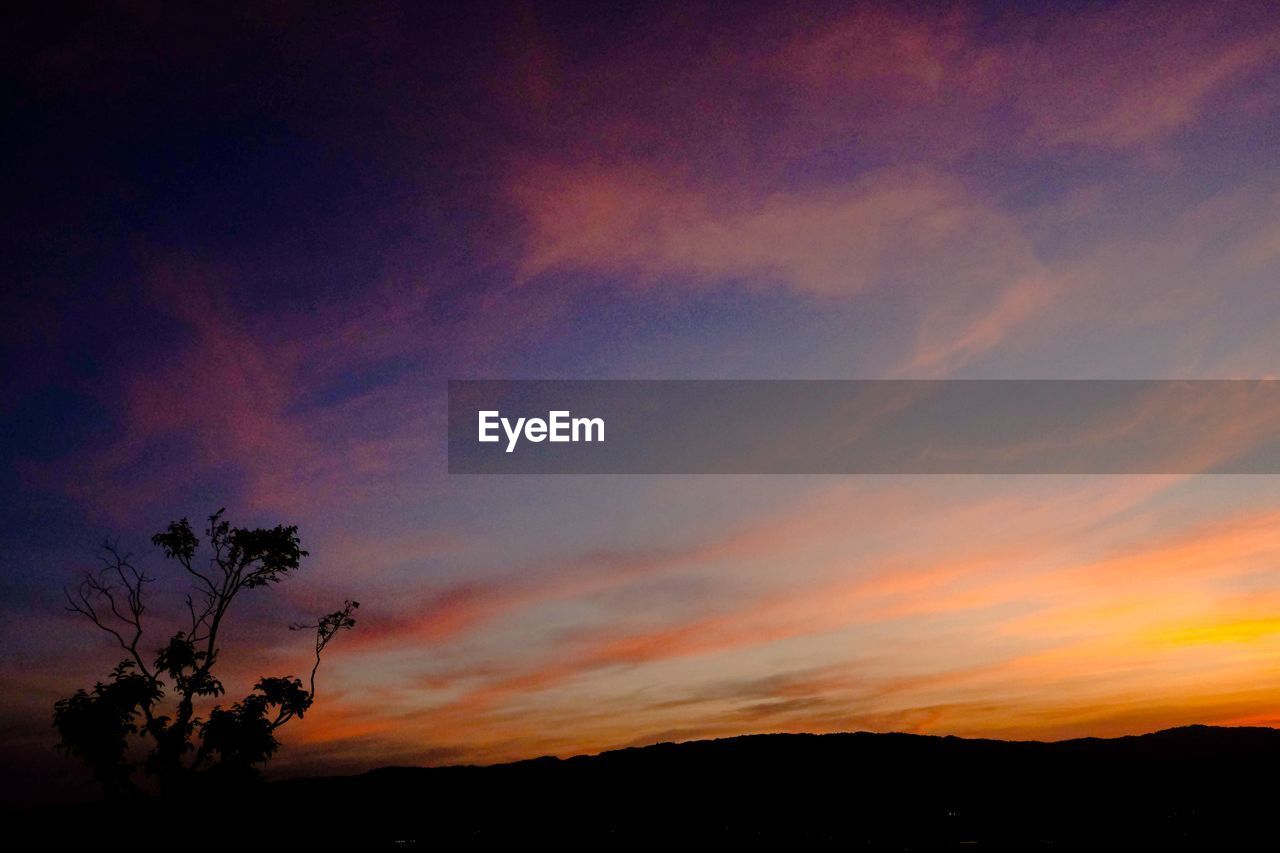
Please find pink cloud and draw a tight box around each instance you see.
[1008,3,1280,149]
[499,1,1280,378]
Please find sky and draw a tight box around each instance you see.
[4,0,1280,804]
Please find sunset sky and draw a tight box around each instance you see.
[5,0,1280,803]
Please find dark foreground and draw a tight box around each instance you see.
[18,725,1280,849]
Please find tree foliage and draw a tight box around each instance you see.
[54,509,358,796]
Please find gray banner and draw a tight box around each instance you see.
[447,380,1280,474]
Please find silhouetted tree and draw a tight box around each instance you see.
[54,508,358,796]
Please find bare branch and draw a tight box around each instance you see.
[290,600,359,707]
[65,544,157,684]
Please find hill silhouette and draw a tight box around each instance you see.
[19,724,1280,849]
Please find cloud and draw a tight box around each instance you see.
[298,478,1280,759]
[513,164,1050,373]
[503,1,1280,377]
[16,259,316,520]
[517,165,1033,293]
[1007,3,1280,149]
[770,1,1280,153]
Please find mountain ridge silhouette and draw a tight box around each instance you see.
[24,724,1280,849]
[289,722,1280,780]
